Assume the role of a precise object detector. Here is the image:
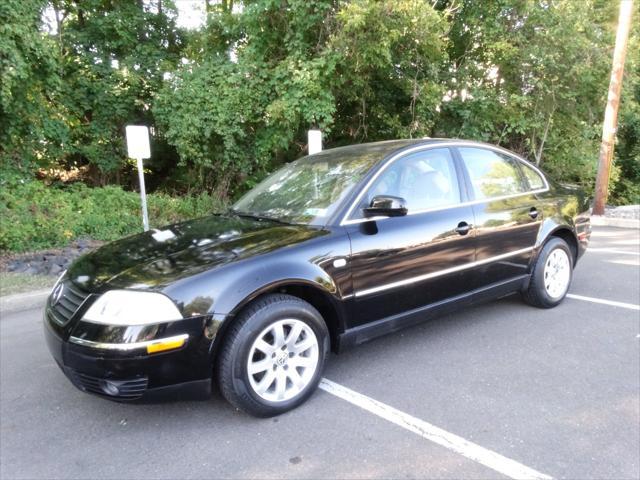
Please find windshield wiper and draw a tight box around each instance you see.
[228,208,291,225]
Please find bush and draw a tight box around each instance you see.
[0,180,226,253]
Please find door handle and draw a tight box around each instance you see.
[455,221,472,236]
[529,207,539,219]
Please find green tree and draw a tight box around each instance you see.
[436,0,617,189]
[1,0,184,185]
[154,0,448,198]
[328,0,447,143]
[611,29,640,205]
[50,0,183,184]
[2,0,638,205]
[0,0,62,175]
[155,0,339,197]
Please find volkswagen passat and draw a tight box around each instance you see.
[44,139,591,416]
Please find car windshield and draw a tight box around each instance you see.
[232,146,386,225]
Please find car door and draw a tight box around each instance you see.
[343,147,477,327]
[455,146,544,288]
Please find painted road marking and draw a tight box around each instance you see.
[609,259,640,267]
[567,294,640,311]
[609,240,640,246]
[589,231,630,238]
[319,378,553,480]
[587,248,639,256]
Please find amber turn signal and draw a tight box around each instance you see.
[146,335,187,354]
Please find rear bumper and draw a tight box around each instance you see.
[44,311,215,402]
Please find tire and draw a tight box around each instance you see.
[522,237,573,308]
[216,293,329,417]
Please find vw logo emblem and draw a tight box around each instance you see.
[51,283,64,306]
[276,351,288,367]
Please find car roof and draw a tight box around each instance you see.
[303,139,421,162]
[306,138,521,164]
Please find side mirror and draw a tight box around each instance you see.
[363,195,408,218]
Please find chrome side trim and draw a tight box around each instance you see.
[68,333,189,351]
[340,142,549,226]
[354,246,535,298]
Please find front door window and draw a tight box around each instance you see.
[354,148,461,219]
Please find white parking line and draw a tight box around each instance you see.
[609,240,640,247]
[319,378,553,480]
[566,294,640,311]
[609,259,640,267]
[587,248,639,256]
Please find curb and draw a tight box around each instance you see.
[0,289,50,316]
[591,215,640,229]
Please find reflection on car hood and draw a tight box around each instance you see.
[67,214,326,291]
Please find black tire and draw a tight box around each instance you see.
[522,237,574,308]
[216,293,329,417]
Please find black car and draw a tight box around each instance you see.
[44,139,591,416]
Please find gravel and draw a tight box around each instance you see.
[605,204,640,220]
[1,238,104,277]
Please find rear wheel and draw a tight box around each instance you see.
[216,294,329,417]
[523,237,573,308]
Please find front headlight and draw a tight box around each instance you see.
[82,290,183,326]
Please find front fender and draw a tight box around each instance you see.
[200,260,347,363]
[160,230,352,361]
[212,260,341,316]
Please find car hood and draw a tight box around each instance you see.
[67,214,327,292]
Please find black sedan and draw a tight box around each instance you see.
[44,139,591,416]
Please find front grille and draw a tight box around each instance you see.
[67,369,148,400]
[48,282,90,327]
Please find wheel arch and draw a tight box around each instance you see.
[548,228,578,263]
[209,279,347,367]
[536,219,579,264]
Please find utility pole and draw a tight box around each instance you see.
[593,0,634,215]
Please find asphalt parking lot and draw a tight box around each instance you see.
[1,226,638,480]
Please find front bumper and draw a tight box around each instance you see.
[44,306,217,402]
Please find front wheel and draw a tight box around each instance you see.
[216,294,329,417]
[522,237,573,308]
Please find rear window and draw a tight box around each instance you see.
[520,162,546,190]
[457,147,526,200]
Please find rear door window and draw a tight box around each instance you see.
[457,147,526,200]
[519,161,546,190]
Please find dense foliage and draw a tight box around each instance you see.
[0,180,222,252]
[1,0,639,204]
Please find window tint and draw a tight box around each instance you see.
[458,148,526,200]
[358,148,461,215]
[520,162,546,190]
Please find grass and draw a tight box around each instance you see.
[0,180,226,253]
[0,272,55,297]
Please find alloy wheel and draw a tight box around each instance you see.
[246,319,319,403]
[543,248,571,299]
